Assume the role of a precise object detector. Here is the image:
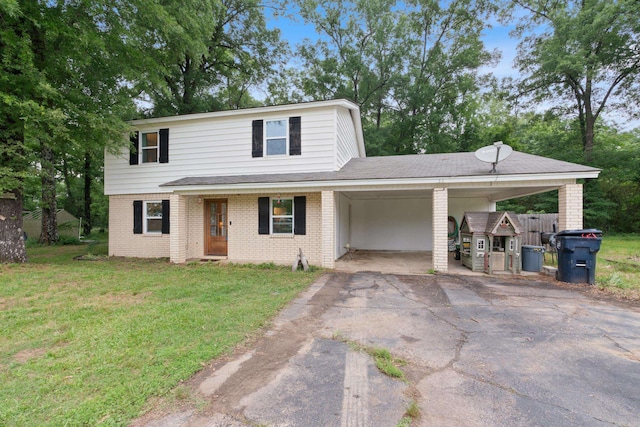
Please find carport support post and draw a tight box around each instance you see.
[321,190,335,269]
[558,184,583,231]
[432,188,448,272]
[169,194,187,263]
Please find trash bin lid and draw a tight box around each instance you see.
[556,229,602,238]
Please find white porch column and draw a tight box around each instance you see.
[558,184,583,231]
[432,187,448,272]
[169,194,187,263]
[321,190,335,269]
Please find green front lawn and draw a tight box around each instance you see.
[0,242,321,426]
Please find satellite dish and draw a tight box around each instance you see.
[475,141,513,173]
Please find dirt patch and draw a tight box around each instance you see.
[13,348,47,364]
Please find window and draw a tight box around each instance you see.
[133,200,170,234]
[258,196,306,235]
[251,117,301,158]
[265,119,287,156]
[145,201,163,233]
[271,198,293,234]
[477,239,485,251]
[141,132,158,163]
[129,129,169,165]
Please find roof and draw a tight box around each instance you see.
[161,151,600,188]
[130,99,360,126]
[462,211,523,235]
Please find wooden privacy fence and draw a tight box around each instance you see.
[516,214,559,246]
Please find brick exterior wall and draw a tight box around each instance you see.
[558,184,583,231]
[321,191,335,269]
[432,187,449,272]
[223,193,324,267]
[169,194,187,263]
[108,194,171,258]
[111,192,328,266]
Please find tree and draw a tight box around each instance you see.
[143,0,287,116]
[512,0,640,161]
[0,1,208,261]
[285,0,497,155]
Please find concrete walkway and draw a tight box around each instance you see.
[133,272,640,427]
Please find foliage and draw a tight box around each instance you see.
[0,244,321,425]
[279,0,498,155]
[510,0,640,161]
[142,0,287,116]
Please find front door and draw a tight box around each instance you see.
[206,199,227,256]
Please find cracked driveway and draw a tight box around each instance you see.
[135,273,640,427]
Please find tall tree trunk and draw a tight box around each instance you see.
[39,142,58,244]
[83,151,92,236]
[0,190,27,263]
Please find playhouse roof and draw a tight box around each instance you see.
[462,211,523,235]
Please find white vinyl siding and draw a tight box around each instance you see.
[336,107,359,169]
[105,107,341,195]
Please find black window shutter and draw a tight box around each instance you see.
[161,200,170,234]
[129,131,139,165]
[289,116,301,155]
[252,120,263,158]
[258,197,270,234]
[133,200,143,234]
[159,128,169,163]
[294,196,306,235]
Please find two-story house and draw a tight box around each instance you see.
[104,99,600,272]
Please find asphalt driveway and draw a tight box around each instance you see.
[135,272,640,427]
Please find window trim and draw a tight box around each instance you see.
[144,200,163,234]
[477,238,485,251]
[264,118,289,156]
[140,130,159,164]
[270,197,294,235]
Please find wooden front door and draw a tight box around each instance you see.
[205,199,227,256]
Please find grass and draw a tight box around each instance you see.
[0,239,322,426]
[595,233,640,297]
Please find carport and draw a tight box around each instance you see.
[330,152,600,272]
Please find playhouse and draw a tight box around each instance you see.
[459,211,523,274]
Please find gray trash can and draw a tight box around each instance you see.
[521,245,545,272]
[555,229,602,285]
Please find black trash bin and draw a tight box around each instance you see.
[555,229,602,285]
[522,245,545,272]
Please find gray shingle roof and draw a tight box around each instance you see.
[161,151,599,187]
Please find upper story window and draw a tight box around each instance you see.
[129,128,169,165]
[265,119,288,156]
[252,117,301,158]
[141,131,158,163]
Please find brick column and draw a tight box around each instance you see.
[169,194,187,263]
[321,191,335,269]
[432,188,448,272]
[558,184,583,231]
